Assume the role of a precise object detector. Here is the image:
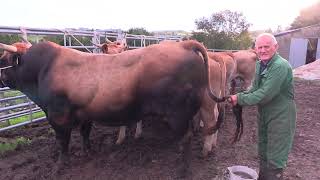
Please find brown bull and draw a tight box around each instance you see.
[0,40,225,174]
[94,38,142,145]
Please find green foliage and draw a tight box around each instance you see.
[41,35,65,45]
[126,27,154,47]
[192,10,252,50]
[290,2,320,29]
[0,34,21,44]
[7,111,45,127]
[0,137,31,155]
[3,90,22,98]
[126,27,154,36]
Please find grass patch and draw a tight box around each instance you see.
[0,111,46,128]
[3,90,23,98]
[0,137,31,155]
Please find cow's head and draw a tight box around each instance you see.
[0,42,31,88]
[93,39,128,54]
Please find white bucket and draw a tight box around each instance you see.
[226,165,258,180]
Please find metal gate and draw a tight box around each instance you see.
[288,38,308,68]
[316,39,320,60]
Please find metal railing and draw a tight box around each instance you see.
[0,87,45,132]
[0,26,182,52]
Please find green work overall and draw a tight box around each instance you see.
[237,53,296,169]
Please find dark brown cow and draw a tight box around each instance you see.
[0,40,225,173]
[94,39,142,145]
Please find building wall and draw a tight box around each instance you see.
[275,25,320,61]
[277,35,292,60]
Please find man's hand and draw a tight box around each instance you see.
[228,95,238,106]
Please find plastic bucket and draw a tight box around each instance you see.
[226,165,258,180]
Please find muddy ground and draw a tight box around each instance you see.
[0,79,319,180]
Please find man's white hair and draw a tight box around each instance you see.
[255,33,278,45]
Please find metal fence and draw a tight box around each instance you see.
[0,26,183,132]
[0,26,182,51]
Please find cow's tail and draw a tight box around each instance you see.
[182,40,226,103]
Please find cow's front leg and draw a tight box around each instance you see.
[134,120,142,139]
[80,120,92,155]
[52,125,72,165]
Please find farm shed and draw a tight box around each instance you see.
[274,24,320,68]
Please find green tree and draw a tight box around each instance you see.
[192,10,252,50]
[0,34,21,44]
[126,27,154,36]
[42,35,65,45]
[290,2,320,29]
[126,27,155,47]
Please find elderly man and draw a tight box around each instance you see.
[229,33,296,180]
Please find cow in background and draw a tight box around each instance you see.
[93,38,142,145]
[92,38,128,54]
[194,51,228,157]
[194,51,238,157]
[195,51,248,157]
[231,49,257,93]
[0,40,227,174]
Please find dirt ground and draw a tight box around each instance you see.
[0,79,319,180]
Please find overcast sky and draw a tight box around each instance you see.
[1,0,319,31]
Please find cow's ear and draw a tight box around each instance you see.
[101,44,108,53]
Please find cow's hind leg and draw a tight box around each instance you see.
[201,104,219,157]
[178,122,193,178]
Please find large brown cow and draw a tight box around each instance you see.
[0,40,226,173]
[94,39,142,145]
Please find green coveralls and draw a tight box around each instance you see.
[236,53,296,169]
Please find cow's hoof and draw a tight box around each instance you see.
[201,148,209,158]
[177,166,192,179]
[134,132,142,139]
[115,139,124,145]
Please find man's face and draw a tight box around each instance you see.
[255,36,278,61]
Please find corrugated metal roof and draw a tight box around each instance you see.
[274,23,320,37]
